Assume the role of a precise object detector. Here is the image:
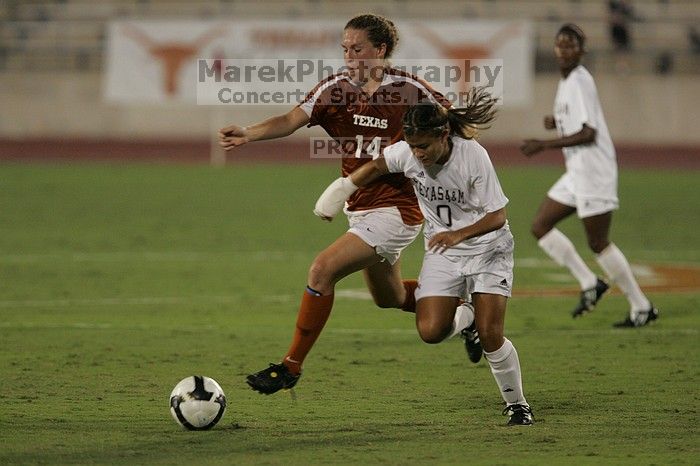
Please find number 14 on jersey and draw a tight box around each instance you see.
[354,135,382,159]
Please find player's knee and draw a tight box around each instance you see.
[479,325,504,353]
[371,293,402,309]
[307,257,335,291]
[418,332,444,344]
[372,298,396,309]
[586,237,609,254]
[416,320,449,344]
[531,222,549,240]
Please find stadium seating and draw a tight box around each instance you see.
[0,0,698,73]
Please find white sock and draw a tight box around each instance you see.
[596,243,650,316]
[446,303,475,339]
[538,228,597,290]
[484,338,527,406]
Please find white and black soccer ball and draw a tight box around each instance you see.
[169,376,227,430]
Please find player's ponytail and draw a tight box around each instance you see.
[403,87,498,140]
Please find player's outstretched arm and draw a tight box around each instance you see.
[218,107,310,151]
[313,159,389,221]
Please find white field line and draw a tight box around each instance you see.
[0,321,695,337]
[1,253,697,273]
[0,321,218,330]
[335,289,373,300]
[0,291,375,309]
[0,251,311,264]
[327,327,699,336]
[0,255,697,309]
[0,296,236,308]
[0,294,293,309]
[0,273,697,309]
[2,252,546,265]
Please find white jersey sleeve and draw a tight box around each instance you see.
[382,140,411,174]
[469,143,509,214]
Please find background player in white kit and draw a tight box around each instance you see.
[520,23,658,328]
[315,89,533,426]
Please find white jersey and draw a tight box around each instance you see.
[383,136,510,255]
[554,65,618,200]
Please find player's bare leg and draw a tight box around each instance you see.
[362,258,415,310]
[581,211,612,254]
[307,232,381,295]
[531,196,576,240]
[414,296,480,362]
[414,296,462,343]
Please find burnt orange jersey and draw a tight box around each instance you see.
[299,68,450,226]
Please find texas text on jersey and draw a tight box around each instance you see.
[300,68,451,226]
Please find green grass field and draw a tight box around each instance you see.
[1,162,698,465]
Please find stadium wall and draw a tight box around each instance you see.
[1,72,699,145]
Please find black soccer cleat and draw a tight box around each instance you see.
[613,305,659,328]
[503,404,534,426]
[460,322,483,363]
[571,278,609,318]
[246,363,301,395]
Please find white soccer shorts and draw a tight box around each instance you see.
[415,233,514,301]
[547,172,619,218]
[346,206,422,265]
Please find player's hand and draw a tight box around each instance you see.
[544,115,556,130]
[218,124,249,150]
[313,177,358,222]
[428,231,463,254]
[520,139,545,157]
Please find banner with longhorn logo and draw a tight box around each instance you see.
[104,19,532,106]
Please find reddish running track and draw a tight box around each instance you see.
[0,139,698,169]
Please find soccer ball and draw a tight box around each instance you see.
[169,376,227,430]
